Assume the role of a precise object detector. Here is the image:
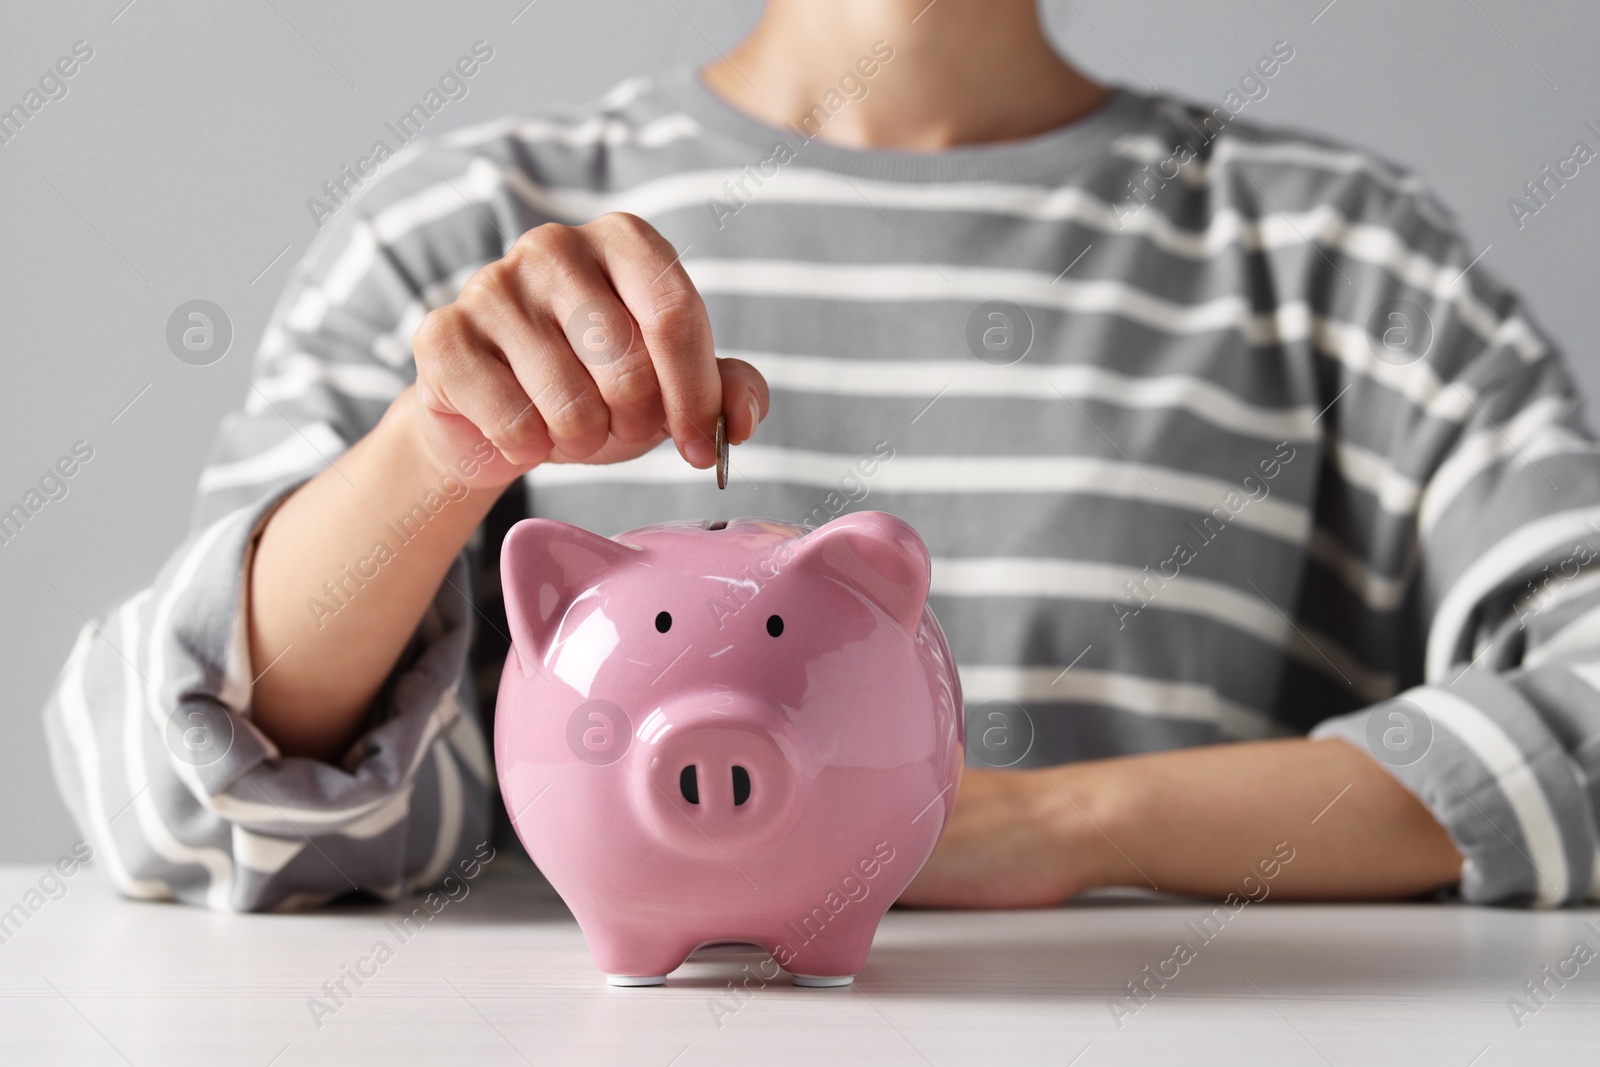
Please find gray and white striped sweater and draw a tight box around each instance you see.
[42,68,1600,911]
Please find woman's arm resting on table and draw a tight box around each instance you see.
[900,738,1464,908]
[903,189,1600,913]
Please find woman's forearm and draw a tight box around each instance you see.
[246,389,505,760]
[1065,737,1464,900]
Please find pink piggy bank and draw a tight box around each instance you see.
[494,511,964,987]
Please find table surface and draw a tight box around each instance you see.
[2,860,1597,1067]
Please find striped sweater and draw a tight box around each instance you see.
[42,68,1600,911]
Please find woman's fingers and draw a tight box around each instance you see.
[591,213,723,467]
[715,356,769,445]
[412,304,552,467]
[412,212,769,484]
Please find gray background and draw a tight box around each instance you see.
[2,0,1595,862]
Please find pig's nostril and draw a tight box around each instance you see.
[679,765,700,805]
[732,765,751,806]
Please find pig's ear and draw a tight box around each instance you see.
[500,519,638,659]
[789,511,931,632]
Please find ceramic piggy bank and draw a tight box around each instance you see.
[494,511,963,987]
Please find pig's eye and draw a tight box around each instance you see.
[655,611,672,633]
[766,614,784,637]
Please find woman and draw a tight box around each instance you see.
[45,0,1600,912]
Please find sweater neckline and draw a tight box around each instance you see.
[653,65,1151,184]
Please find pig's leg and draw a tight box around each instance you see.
[772,910,881,987]
[587,926,695,987]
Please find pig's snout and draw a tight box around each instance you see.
[633,697,807,854]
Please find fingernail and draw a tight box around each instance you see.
[745,394,761,442]
[685,437,714,468]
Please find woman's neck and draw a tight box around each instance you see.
[701,0,1110,151]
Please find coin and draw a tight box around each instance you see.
[715,413,729,490]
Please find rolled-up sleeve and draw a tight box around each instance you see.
[1308,192,1600,907]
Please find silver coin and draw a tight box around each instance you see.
[715,413,728,490]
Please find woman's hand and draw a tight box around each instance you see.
[250,212,770,759]
[411,211,768,489]
[898,767,1105,909]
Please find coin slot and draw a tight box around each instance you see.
[707,520,728,530]
[732,765,751,806]
[679,765,700,805]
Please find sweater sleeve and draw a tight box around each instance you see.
[1305,188,1600,907]
[39,138,517,912]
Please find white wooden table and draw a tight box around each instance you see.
[2,859,1596,1066]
